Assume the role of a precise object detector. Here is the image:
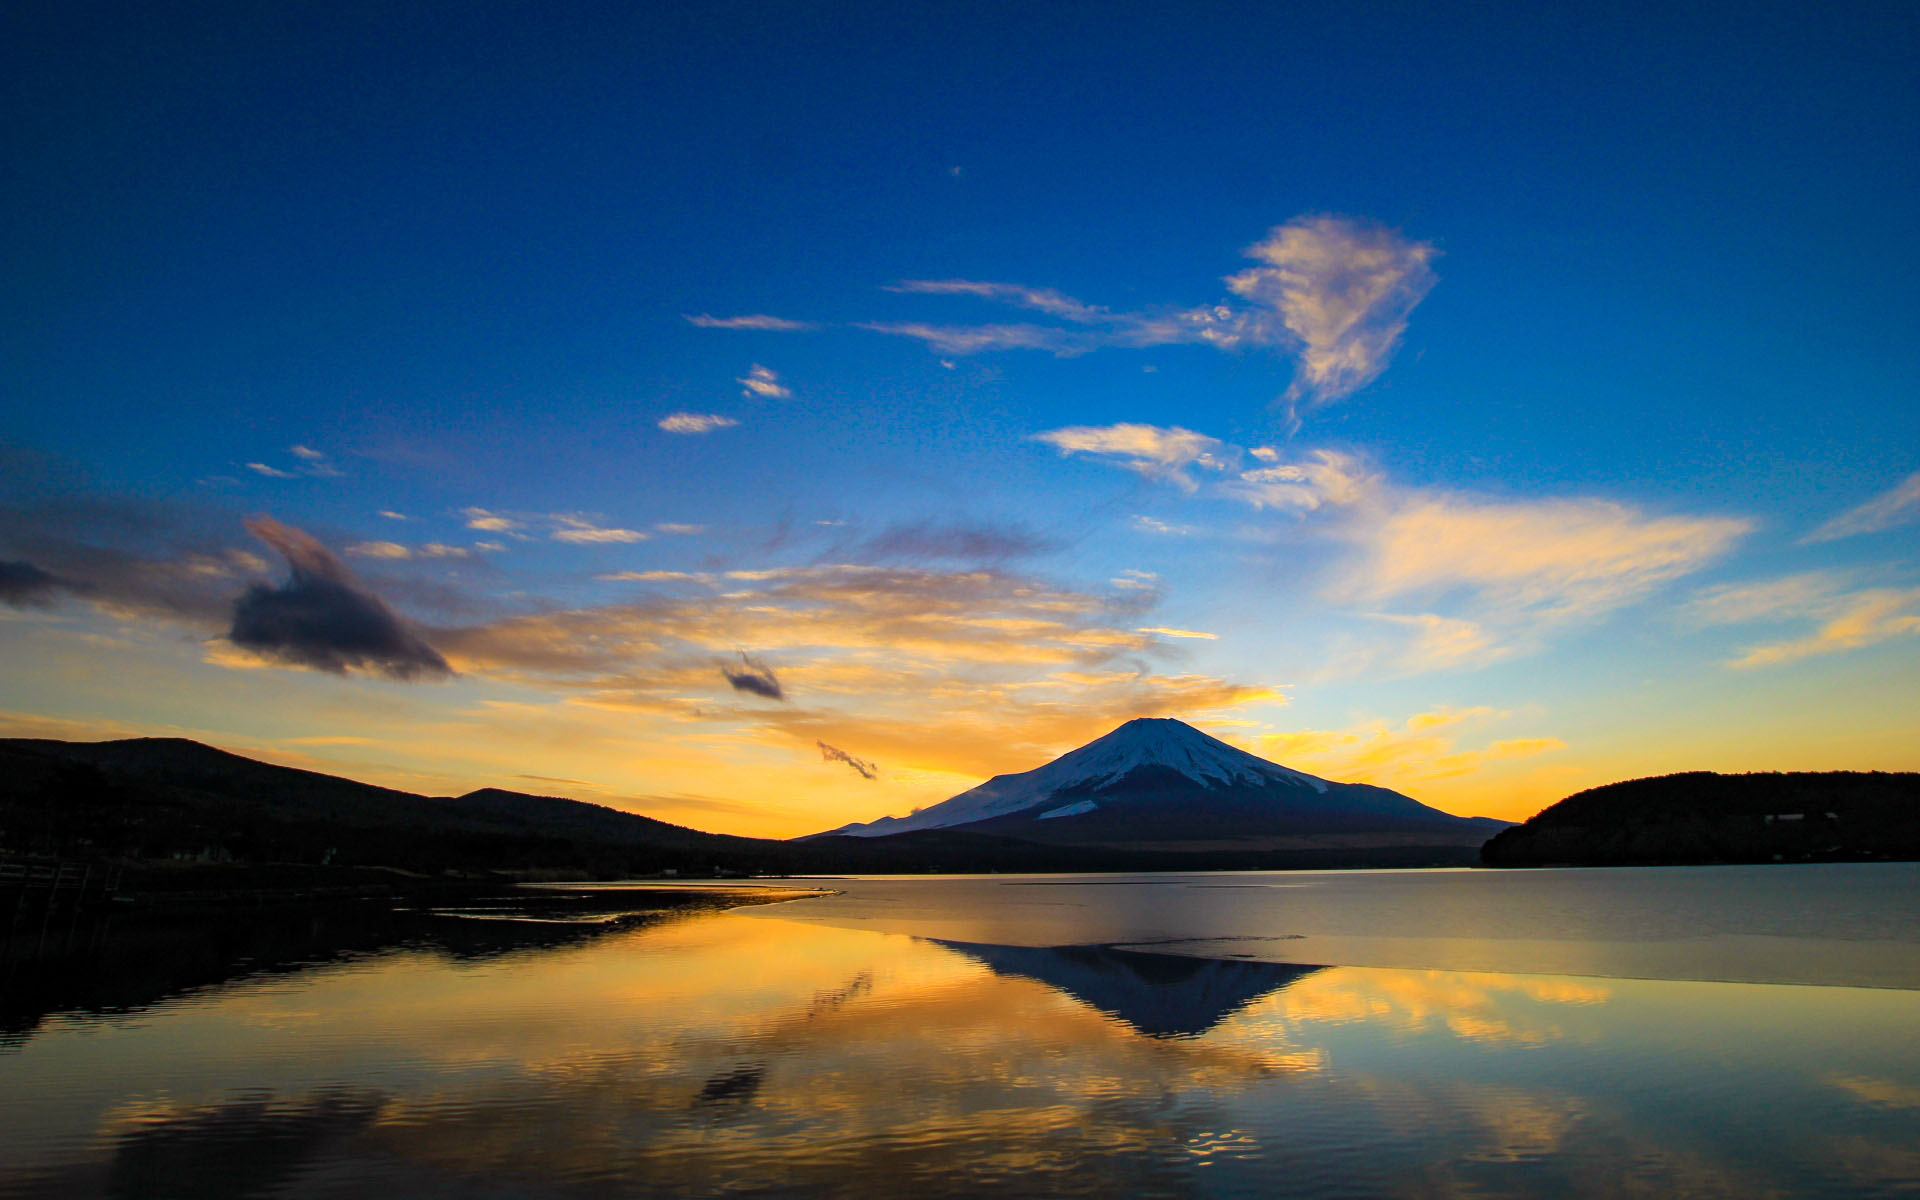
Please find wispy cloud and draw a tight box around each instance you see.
[1366,612,1498,673]
[1051,430,1748,665]
[599,570,717,584]
[847,216,1437,425]
[1344,493,1749,624]
[1221,446,1747,630]
[1222,449,1378,512]
[288,445,342,476]
[684,314,813,331]
[461,507,524,533]
[1259,708,1563,794]
[654,523,705,535]
[1224,216,1438,422]
[1803,471,1920,543]
[721,651,785,700]
[818,740,878,780]
[347,541,475,560]
[888,280,1110,323]
[1033,424,1237,491]
[433,563,1163,677]
[1138,626,1217,640]
[228,516,451,679]
[0,489,270,624]
[848,520,1054,565]
[855,321,1078,355]
[738,364,791,399]
[1688,572,1920,667]
[1129,515,1195,536]
[551,516,650,545]
[659,413,740,434]
[248,445,342,479]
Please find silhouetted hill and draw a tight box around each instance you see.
[0,737,799,877]
[1481,771,1920,866]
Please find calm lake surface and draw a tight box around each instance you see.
[4,864,1919,1198]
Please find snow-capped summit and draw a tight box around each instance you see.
[821,717,1504,847]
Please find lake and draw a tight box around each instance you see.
[4,864,1919,1197]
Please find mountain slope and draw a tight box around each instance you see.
[825,718,1504,848]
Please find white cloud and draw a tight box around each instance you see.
[348,541,412,560]
[346,541,474,561]
[249,445,341,478]
[654,523,706,535]
[1687,572,1920,667]
[1033,424,1237,491]
[599,570,717,584]
[738,365,791,399]
[1129,515,1195,536]
[378,510,410,521]
[461,507,523,533]
[1223,215,1438,418]
[551,516,650,545]
[1803,471,1920,543]
[1686,572,1847,626]
[684,314,812,331]
[888,280,1109,323]
[1222,450,1379,513]
[1054,431,1749,664]
[1367,612,1499,673]
[659,413,740,434]
[1342,493,1749,623]
[1729,588,1920,668]
[854,215,1437,427]
[1259,709,1564,791]
[856,321,1078,355]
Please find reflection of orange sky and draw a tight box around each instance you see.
[1238,968,1613,1047]
[7,911,1919,1197]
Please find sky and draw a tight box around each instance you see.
[4,1,1917,837]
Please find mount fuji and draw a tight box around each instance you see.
[820,717,1506,851]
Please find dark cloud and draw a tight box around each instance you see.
[0,478,254,624]
[720,651,784,700]
[0,560,66,607]
[817,740,878,780]
[229,516,452,679]
[854,520,1057,564]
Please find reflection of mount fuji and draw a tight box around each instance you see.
[930,940,1322,1038]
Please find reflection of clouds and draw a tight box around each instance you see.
[1825,1134,1920,1195]
[1827,1073,1920,1111]
[300,964,1311,1195]
[1382,1080,1782,1199]
[1246,967,1612,1047]
[5,913,1916,1199]
[67,1089,390,1200]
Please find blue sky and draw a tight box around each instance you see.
[4,1,1917,834]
